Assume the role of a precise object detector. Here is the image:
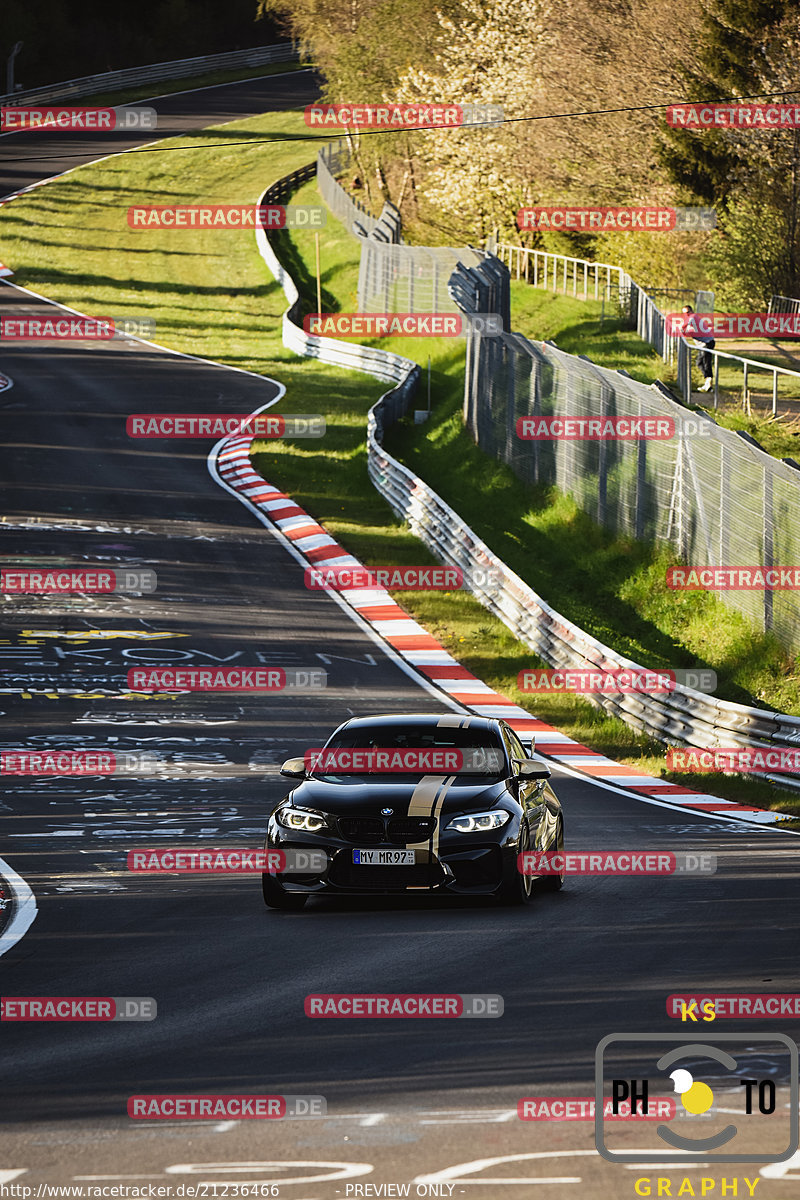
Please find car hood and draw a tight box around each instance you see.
[284,777,508,816]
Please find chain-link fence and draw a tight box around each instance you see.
[317,140,483,314]
[257,155,800,772]
[357,242,484,315]
[317,141,403,242]
[455,261,800,657]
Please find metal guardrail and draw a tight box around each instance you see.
[256,163,420,400]
[0,42,298,107]
[677,336,800,415]
[255,157,800,792]
[497,244,624,300]
[499,244,800,415]
[317,141,403,243]
[769,294,800,317]
[495,244,680,363]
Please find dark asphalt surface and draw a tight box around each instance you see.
[0,69,319,199]
[1,69,800,1199]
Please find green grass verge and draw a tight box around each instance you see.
[261,181,800,820]
[2,108,797,819]
[507,284,800,459]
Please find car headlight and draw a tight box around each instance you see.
[276,806,330,832]
[445,810,512,833]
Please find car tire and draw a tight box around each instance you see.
[497,820,534,906]
[262,872,308,911]
[538,816,565,892]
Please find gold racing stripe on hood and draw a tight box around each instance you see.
[406,774,457,854]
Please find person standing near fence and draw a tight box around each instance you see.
[682,304,715,391]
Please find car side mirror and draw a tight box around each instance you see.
[280,757,307,779]
[515,758,551,781]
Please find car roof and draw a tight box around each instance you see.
[333,713,501,734]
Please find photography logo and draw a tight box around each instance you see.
[595,1033,798,1164]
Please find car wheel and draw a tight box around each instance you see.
[497,819,534,906]
[262,872,308,911]
[538,816,565,892]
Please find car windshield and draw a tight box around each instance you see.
[309,724,508,778]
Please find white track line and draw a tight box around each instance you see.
[0,71,316,954]
[0,855,38,958]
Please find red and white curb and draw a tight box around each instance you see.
[213,434,790,828]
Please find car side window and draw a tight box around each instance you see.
[509,731,527,762]
[498,725,518,774]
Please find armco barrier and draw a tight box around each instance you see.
[0,43,298,107]
[317,141,403,243]
[256,163,420,413]
[255,156,800,795]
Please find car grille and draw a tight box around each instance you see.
[337,816,385,842]
[336,815,437,844]
[387,817,435,843]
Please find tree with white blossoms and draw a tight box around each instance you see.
[393,0,553,243]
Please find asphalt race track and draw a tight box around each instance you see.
[2,70,800,1200]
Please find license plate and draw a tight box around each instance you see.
[352,849,416,865]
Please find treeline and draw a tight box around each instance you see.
[1,1,277,92]
[262,0,800,306]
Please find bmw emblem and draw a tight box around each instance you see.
[381,807,394,816]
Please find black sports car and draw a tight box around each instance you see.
[262,713,564,909]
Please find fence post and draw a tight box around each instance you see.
[635,395,646,539]
[764,466,774,633]
[506,340,516,469]
[719,442,730,567]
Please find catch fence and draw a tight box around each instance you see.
[454,260,800,659]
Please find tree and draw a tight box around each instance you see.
[393,0,553,242]
[657,0,791,203]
